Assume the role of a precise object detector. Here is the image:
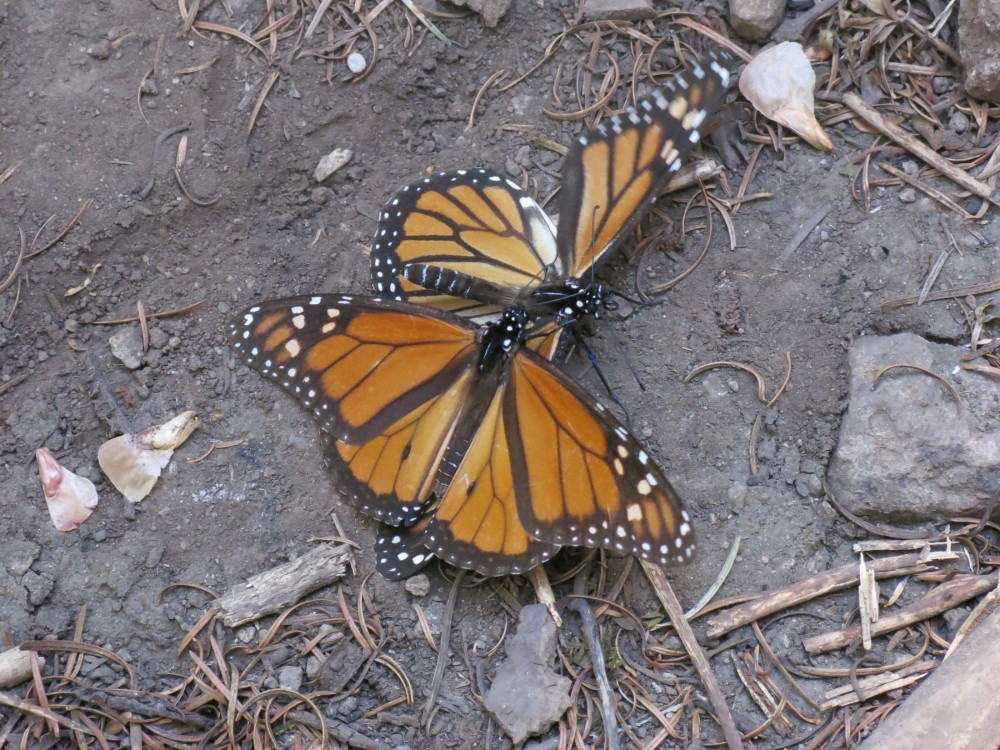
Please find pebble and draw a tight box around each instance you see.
[405,574,431,597]
[899,188,917,203]
[347,52,367,74]
[949,111,970,134]
[313,148,352,183]
[276,665,303,692]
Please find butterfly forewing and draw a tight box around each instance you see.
[229,296,480,445]
[555,50,733,276]
[371,168,560,323]
[504,349,695,566]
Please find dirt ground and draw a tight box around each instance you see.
[1,0,992,747]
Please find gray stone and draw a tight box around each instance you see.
[959,0,1000,103]
[404,574,431,597]
[731,0,784,42]
[109,327,144,370]
[276,665,303,692]
[828,333,1000,520]
[899,188,917,203]
[484,604,572,745]
[446,0,510,27]
[581,0,656,21]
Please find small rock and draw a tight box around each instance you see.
[347,52,367,74]
[140,78,159,96]
[900,159,919,176]
[959,0,1000,102]
[933,76,952,95]
[581,0,656,21]
[949,111,970,134]
[484,604,572,745]
[405,574,431,597]
[899,188,917,203]
[313,148,353,183]
[109,327,144,370]
[730,0,784,42]
[276,665,304,692]
[445,0,511,27]
[868,245,889,261]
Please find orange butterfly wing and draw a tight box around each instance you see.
[504,350,694,565]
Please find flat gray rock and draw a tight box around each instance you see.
[483,604,572,745]
[828,333,1000,521]
[960,0,1000,103]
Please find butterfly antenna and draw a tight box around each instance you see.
[605,285,661,309]
[570,329,635,430]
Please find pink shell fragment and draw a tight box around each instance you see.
[36,448,99,532]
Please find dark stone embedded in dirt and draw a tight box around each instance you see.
[581,0,655,20]
[445,0,510,27]
[5,539,40,577]
[730,0,783,41]
[828,333,1000,520]
[959,0,1000,103]
[483,604,572,745]
[6,399,60,450]
[22,571,55,607]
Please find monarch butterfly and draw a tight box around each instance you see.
[229,295,693,578]
[370,50,734,338]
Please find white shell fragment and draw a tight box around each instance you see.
[347,52,367,75]
[36,448,99,532]
[739,42,834,152]
[313,148,353,183]
[98,410,200,503]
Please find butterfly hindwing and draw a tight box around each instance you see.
[372,168,560,323]
[424,385,560,577]
[504,349,695,566]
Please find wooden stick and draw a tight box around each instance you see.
[803,571,998,654]
[820,660,934,710]
[705,552,930,639]
[641,561,746,750]
[844,93,1000,208]
[855,607,1000,749]
[214,543,350,626]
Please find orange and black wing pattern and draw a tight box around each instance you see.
[371,168,559,323]
[554,50,733,276]
[229,295,480,525]
[504,349,693,564]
